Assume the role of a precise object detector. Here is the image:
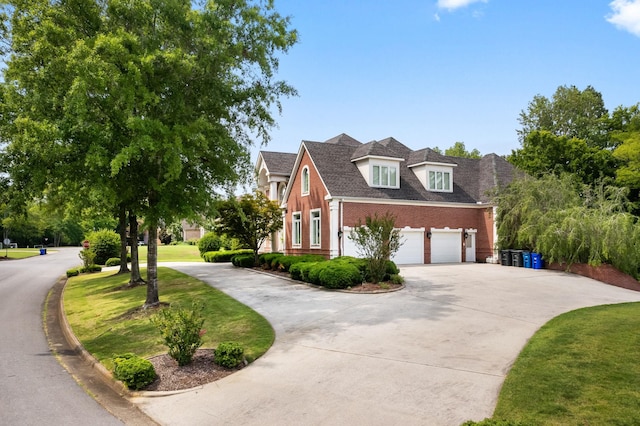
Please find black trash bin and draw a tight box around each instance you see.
[511,250,523,267]
[500,250,512,266]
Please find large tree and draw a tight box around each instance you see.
[1,0,297,307]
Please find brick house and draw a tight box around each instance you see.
[257,133,517,264]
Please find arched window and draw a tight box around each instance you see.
[301,166,310,195]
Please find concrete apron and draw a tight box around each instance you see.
[131,263,640,426]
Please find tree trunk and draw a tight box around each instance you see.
[144,219,159,308]
[129,212,144,286]
[117,205,130,275]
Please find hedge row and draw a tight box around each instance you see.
[202,249,254,263]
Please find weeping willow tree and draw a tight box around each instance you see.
[495,174,640,278]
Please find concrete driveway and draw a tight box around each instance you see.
[132,263,640,425]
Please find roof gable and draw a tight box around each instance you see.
[350,141,404,162]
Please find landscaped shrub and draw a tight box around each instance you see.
[150,303,206,366]
[390,274,404,285]
[105,257,121,267]
[258,252,283,269]
[203,249,253,263]
[112,353,156,390]
[307,261,331,285]
[288,262,305,280]
[214,342,245,369]
[80,265,102,273]
[298,262,319,283]
[275,254,326,272]
[231,254,255,268]
[86,229,120,265]
[198,232,222,256]
[66,268,79,278]
[318,263,362,289]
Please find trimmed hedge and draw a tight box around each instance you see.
[105,257,121,267]
[258,252,284,269]
[319,263,362,289]
[112,353,156,390]
[214,341,245,369]
[231,254,256,268]
[203,249,253,263]
[274,254,326,272]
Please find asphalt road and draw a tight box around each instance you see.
[0,247,123,426]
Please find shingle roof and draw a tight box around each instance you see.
[323,133,362,147]
[300,137,516,204]
[259,151,297,176]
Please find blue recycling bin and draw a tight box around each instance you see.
[532,253,543,269]
[39,248,47,255]
[522,251,531,268]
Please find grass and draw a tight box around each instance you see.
[491,302,640,425]
[136,244,203,262]
[64,267,274,370]
[0,248,45,259]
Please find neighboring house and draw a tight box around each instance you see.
[256,150,297,252]
[181,220,205,242]
[257,133,517,265]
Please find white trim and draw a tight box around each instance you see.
[292,211,302,248]
[326,196,492,209]
[407,161,458,168]
[329,200,341,258]
[350,154,405,163]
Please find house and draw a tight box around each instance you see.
[257,133,517,265]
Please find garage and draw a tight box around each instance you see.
[342,226,425,265]
[430,228,462,263]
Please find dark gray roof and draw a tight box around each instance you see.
[259,151,297,176]
[302,138,516,204]
[323,133,362,147]
[351,141,404,161]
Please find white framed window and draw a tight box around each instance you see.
[292,212,302,247]
[301,166,310,195]
[372,164,398,188]
[310,209,321,248]
[428,170,452,192]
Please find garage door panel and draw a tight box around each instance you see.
[431,229,461,263]
[343,227,424,265]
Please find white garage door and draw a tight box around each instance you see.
[430,228,462,263]
[342,226,425,265]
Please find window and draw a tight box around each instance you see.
[301,166,310,195]
[310,209,321,248]
[372,164,398,188]
[428,170,451,192]
[292,212,302,247]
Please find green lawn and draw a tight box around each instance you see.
[490,302,640,425]
[137,244,203,262]
[63,267,274,370]
[1,248,45,259]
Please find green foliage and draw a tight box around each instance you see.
[198,232,223,256]
[202,249,254,263]
[214,342,245,369]
[495,175,640,278]
[461,420,525,426]
[258,252,284,269]
[151,303,206,366]
[86,229,120,265]
[444,141,481,159]
[78,248,96,269]
[215,191,284,265]
[80,265,102,273]
[112,353,156,390]
[390,274,404,285]
[105,257,121,267]
[66,269,80,278]
[275,254,326,272]
[613,131,640,194]
[348,213,403,283]
[318,263,362,289]
[231,254,256,268]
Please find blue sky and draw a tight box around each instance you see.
[256,0,640,159]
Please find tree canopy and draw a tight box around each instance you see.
[0,0,297,306]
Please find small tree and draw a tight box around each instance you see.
[348,212,403,283]
[214,191,283,266]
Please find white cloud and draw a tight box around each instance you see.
[437,0,488,12]
[607,0,640,36]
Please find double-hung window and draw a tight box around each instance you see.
[428,170,451,192]
[292,212,302,247]
[372,164,398,188]
[310,209,321,248]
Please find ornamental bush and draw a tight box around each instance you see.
[319,263,362,289]
[198,232,222,256]
[203,249,253,263]
[151,303,206,366]
[86,229,120,265]
[112,353,156,390]
[105,257,121,267]
[214,341,245,369]
[66,268,79,278]
[231,254,255,268]
[258,252,283,269]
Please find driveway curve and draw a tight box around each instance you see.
[133,263,640,425]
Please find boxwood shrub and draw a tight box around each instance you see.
[203,249,253,263]
[275,254,326,272]
[258,252,284,270]
[112,353,156,390]
[197,232,222,256]
[66,268,80,278]
[318,263,362,289]
[214,342,245,369]
[231,254,256,268]
[105,257,121,267]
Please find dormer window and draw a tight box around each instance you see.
[301,166,310,195]
[429,170,451,192]
[372,164,398,188]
